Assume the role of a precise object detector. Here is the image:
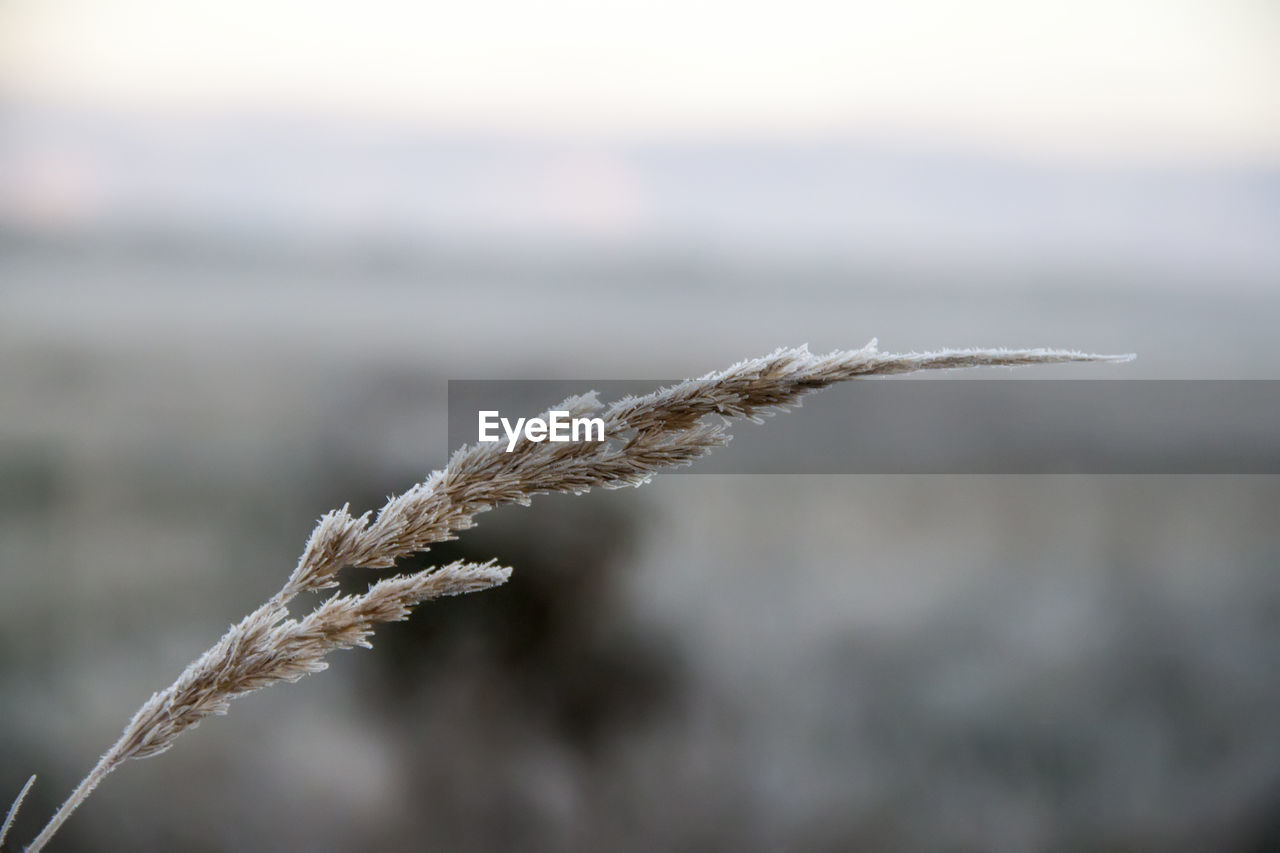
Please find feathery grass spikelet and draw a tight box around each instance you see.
[22,340,1132,851]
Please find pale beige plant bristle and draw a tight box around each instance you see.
[1,774,35,850]
[18,340,1133,851]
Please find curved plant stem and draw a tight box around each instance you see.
[27,752,120,852]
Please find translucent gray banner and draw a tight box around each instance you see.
[447,380,1280,474]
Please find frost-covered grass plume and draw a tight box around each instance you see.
[14,340,1133,850]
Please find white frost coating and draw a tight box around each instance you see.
[23,340,1132,851]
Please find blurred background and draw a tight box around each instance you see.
[2,1,1278,850]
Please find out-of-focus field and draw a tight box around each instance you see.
[2,238,1278,851]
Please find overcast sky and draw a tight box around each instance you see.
[3,0,1278,162]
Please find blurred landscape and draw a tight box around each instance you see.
[3,1,1280,849]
